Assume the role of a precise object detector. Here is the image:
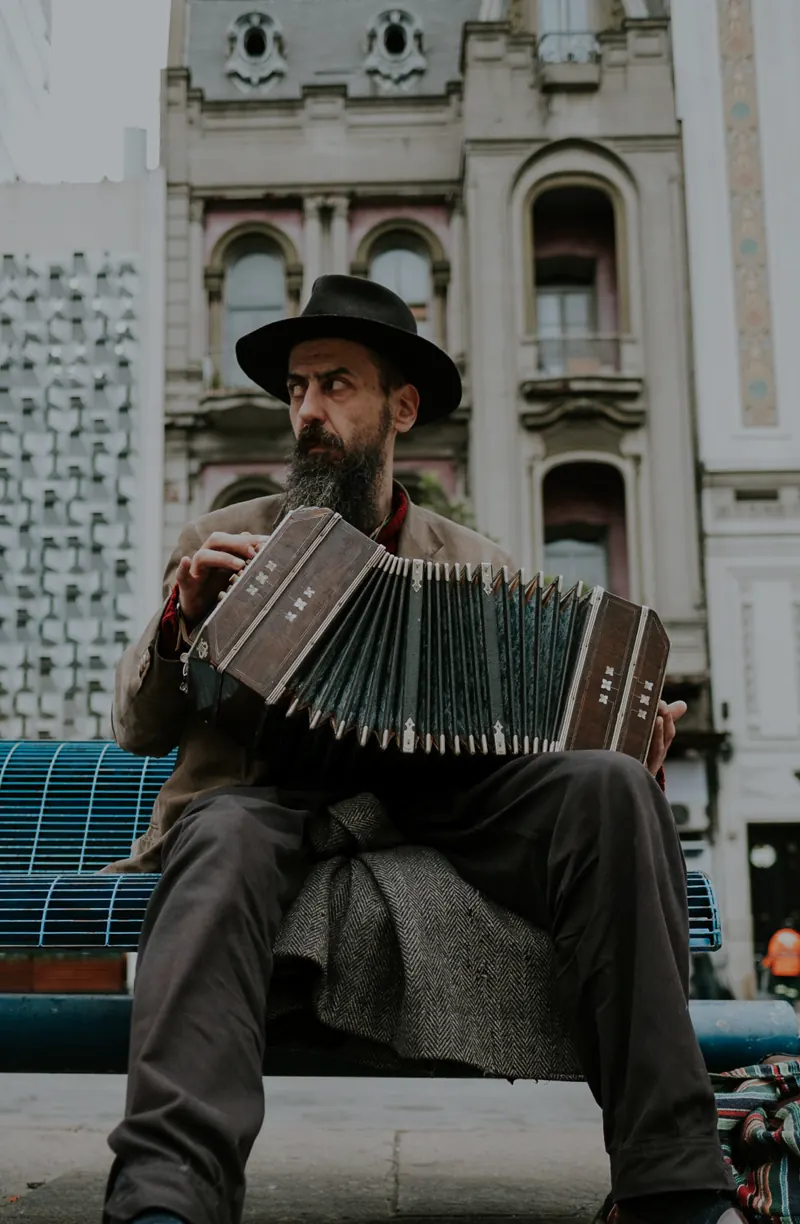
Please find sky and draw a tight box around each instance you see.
[43,0,170,182]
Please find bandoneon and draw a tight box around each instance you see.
[184,507,669,767]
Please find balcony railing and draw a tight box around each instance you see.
[537,31,600,65]
[536,334,620,378]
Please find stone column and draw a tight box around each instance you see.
[302,196,325,303]
[432,261,451,350]
[329,196,350,275]
[465,157,519,557]
[204,266,224,388]
[187,196,205,375]
[446,199,465,360]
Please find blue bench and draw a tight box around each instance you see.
[0,740,796,1075]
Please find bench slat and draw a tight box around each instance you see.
[0,870,721,951]
[0,742,176,872]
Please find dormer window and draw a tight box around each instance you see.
[225,11,287,93]
[365,9,426,91]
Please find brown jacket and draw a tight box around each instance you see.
[105,495,515,873]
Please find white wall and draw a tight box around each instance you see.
[0,0,51,182]
[673,0,800,995]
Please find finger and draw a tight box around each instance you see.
[663,714,676,750]
[648,716,665,769]
[176,556,192,583]
[188,550,249,581]
[668,700,688,721]
[201,532,263,558]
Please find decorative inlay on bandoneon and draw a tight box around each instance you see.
[717,0,777,427]
[0,252,140,740]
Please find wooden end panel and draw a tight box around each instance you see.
[196,508,336,667]
[228,517,382,701]
[614,611,670,763]
[560,594,640,752]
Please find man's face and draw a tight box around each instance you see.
[286,337,410,458]
[282,337,418,533]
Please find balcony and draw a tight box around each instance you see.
[519,333,644,430]
[537,31,601,91]
[537,334,620,378]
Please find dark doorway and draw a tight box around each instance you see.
[747,823,800,959]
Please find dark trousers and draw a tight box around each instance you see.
[104,751,732,1224]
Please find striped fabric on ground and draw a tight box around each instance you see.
[713,1060,800,1221]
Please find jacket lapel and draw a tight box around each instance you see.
[398,500,445,562]
[252,495,285,536]
[247,494,443,561]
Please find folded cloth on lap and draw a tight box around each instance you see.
[265,791,582,1081]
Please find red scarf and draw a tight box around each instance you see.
[374,483,409,555]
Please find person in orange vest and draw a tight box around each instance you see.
[762,920,800,1000]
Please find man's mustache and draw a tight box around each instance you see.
[295,422,346,457]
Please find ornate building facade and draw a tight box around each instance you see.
[160,0,714,873]
[673,0,800,996]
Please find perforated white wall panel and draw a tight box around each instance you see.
[0,251,140,739]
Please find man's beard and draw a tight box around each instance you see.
[282,404,392,536]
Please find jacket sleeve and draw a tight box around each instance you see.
[111,519,205,757]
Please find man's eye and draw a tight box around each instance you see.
[328,378,346,392]
[287,384,303,399]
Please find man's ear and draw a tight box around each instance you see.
[394,384,420,435]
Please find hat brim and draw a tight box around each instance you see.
[235,314,462,427]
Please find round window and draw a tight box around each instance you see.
[243,25,268,59]
[383,22,408,56]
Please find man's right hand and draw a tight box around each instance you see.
[176,532,270,626]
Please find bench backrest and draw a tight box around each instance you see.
[0,742,177,874]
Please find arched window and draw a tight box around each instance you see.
[223,238,286,388]
[532,185,619,375]
[211,474,283,511]
[542,462,628,596]
[369,234,433,340]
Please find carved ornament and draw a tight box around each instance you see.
[225,11,287,93]
[518,392,645,431]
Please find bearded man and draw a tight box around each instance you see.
[103,277,738,1224]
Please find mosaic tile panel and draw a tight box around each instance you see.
[0,251,139,740]
[717,0,777,427]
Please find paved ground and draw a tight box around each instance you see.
[0,1075,609,1222]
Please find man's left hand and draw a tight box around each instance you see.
[646,700,687,776]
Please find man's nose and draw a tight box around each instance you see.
[295,381,328,426]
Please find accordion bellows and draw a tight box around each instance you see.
[186,507,669,764]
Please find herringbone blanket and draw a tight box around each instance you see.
[266,792,582,1081]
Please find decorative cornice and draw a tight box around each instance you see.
[518,391,645,431]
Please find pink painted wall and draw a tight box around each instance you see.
[533,199,618,334]
[543,462,628,598]
[349,205,451,263]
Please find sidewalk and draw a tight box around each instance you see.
[0,1075,609,1222]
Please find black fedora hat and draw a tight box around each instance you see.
[235,274,462,427]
